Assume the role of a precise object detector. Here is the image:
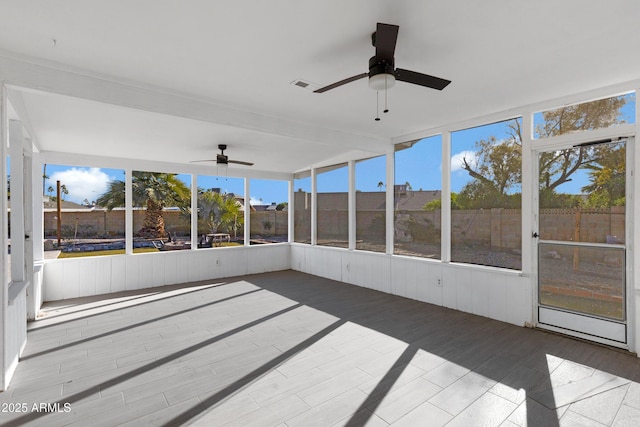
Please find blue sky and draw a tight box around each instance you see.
[42,165,290,206]
[42,92,636,205]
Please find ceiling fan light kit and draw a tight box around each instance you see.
[368,72,395,91]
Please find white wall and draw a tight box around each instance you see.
[42,244,290,301]
[4,291,27,389]
[43,242,532,329]
[291,244,532,328]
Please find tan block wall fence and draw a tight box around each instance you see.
[44,206,624,253]
[43,210,289,239]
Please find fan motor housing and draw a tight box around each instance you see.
[368,56,394,78]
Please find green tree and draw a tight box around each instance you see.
[97,172,190,238]
[197,190,243,238]
[275,202,288,211]
[42,164,48,196]
[460,96,629,208]
[60,184,69,201]
[581,142,626,207]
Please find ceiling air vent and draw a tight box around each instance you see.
[290,79,317,91]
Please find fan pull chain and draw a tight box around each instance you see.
[384,75,389,113]
[375,91,381,121]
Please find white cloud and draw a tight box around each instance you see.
[48,168,112,204]
[451,150,477,172]
[250,196,265,205]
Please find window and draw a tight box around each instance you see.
[250,179,288,244]
[450,119,522,270]
[356,155,386,253]
[534,92,635,139]
[394,136,442,259]
[43,164,128,258]
[293,171,311,244]
[131,171,191,251]
[196,175,244,248]
[317,163,348,248]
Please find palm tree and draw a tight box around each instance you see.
[96,172,190,238]
[198,190,243,238]
[377,181,384,192]
[60,184,69,201]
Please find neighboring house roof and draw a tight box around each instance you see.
[42,199,92,211]
[254,203,278,211]
[395,190,441,211]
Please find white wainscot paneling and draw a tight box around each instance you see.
[125,255,140,291]
[42,245,291,302]
[342,251,391,293]
[247,243,290,274]
[187,250,210,282]
[452,267,473,313]
[390,256,443,306]
[441,263,531,326]
[137,253,155,289]
[78,257,97,297]
[95,256,113,296]
[62,259,81,300]
[302,248,533,327]
[5,290,27,387]
[506,275,532,326]
[303,246,343,282]
[111,256,126,293]
[290,244,306,272]
[43,260,64,301]
[217,247,248,278]
[173,251,191,284]
[635,291,640,354]
[162,251,179,285]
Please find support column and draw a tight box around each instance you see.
[441,132,452,263]
[191,174,198,250]
[30,152,44,320]
[385,150,394,255]
[0,83,7,391]
[521,111,534,277]
[125,169,133,254]
[32,154,44,263]
[244,178,250,246]
[9,121,26,284]
[311,168,317,245]
[288,178,294,243]
[348,160,355,250]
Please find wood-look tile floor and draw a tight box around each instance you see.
[1,270,639,426]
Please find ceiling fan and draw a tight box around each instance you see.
[191,144,254,166]
[314,23,451,118]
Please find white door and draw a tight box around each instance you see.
[535,138,630,347]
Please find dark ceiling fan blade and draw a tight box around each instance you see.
[375,23,399,62]
[228,159,254,166]
[190,159,217,163]
[394,68,451,90]
[314,72,368,93]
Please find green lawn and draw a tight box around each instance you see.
[57,242,245,258]
[58,247,159,258]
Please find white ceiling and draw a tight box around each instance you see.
[1,0,640,173]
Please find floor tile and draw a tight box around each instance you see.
[2,271,639,426]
